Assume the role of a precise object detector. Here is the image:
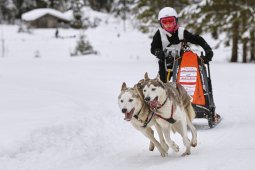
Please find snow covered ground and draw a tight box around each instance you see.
[0,16,255,170]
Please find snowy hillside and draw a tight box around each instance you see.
[0,15,255,170]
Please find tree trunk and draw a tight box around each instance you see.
[242,38,248,63]
[230,19,239,62]
[250,30,255,62]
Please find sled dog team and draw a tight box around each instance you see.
[118,73,198,157]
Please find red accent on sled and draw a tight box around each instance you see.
[176,51,205,105]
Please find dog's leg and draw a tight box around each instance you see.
[162,125,179,153]
[178,118,192,156]
[141,128,168,157]
[155,122,169,152]
[147,128,155,151]
[186,104,197,147]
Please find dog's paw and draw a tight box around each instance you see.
[171,143,179,152]
[191,139,197,147]
[191,141,197,147]
[181,151,191,156]
[160,152,168,157]
[149,142,155,151]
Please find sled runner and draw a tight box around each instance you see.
[164,46,221,128]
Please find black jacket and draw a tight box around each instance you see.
[151,29,212,60]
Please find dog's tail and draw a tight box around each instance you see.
[185,103,196,122]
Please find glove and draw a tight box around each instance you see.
[203,49,213,63]
[155,49,165,60]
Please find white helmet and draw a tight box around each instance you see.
[158,7,178,20]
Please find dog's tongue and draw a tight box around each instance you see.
[149,97,158,110]
[124,112,131,121]
[124,108,134,121]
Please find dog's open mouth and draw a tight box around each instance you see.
[124,108,135,121]
[149,96,159,110]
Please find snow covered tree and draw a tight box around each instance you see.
[45,0,69,12]
[112,0,135,31]
[71,33,96,56]
[0,0,3,23]
[87,0,114,12]
[35,0,50,8]
[250,30,255,62]
[57,0,69,12]
[181,0,255,63]
[2,0,17,24]
[246,1,255,63]
[71,0,84,28]
[20,0,37,13]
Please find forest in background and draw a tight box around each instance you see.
[0,0,254,63]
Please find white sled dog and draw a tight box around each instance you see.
[118,82,169,157]
[141,73,197,156]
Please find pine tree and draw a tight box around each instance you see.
[36,0,50,8]
[250,30,255,62]
[246,0,255,62]
[181,0,255,63]
[112,0,135,31]
[3,0,18,24]
[71,0,84,28]
[71,33,96,56]
[88,0,114,12]
[48,0,68,11]
[21,0,37,13]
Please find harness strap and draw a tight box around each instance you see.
[133,105,155,128]
[133,104,144,119]
[157,97,168,109]
[155,104,176,124]
[142,111,155,128]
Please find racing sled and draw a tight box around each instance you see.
[164,47,221,128]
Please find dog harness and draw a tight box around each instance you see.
[150,96,176,124]
[142,111,155,128]
[133,105,155,128]
[155,103,176,124]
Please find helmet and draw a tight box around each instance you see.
[158,7,178,20]
[158,7,179,33]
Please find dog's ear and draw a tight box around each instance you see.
[136,79,144,89]
[121,82,127,91]
[156,74,160,80]
[144,72,149,80]
[156,74,165,87]
[134,84,144,99]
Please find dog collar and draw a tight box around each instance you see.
[133,104,144,120]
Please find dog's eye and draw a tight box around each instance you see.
[152,88,156,91]
[129,99,133,102]
[143,89,146,92]
[120,100,123,103]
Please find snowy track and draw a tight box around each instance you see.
[0,25,255,170]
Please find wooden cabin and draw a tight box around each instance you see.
[22,8,71,28]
